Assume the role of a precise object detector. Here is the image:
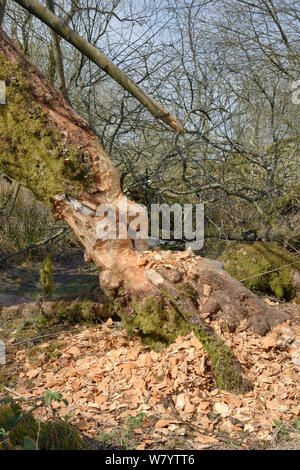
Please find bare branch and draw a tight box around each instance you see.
[13,0,184,132]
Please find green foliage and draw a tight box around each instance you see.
[219,242,299,300]
[43,389,68,407]
[40,253,53,298]
[23,435,38,450]
[273,419,300,442]
[97,413,146,450]
[8,413,39,448]
[37,299,104,328]
[126,413,145,431]
[0,396,87,450]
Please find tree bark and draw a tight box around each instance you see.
[0,29,290,393]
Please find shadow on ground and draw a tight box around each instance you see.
[0,249,99,308]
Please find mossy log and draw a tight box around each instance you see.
[0,29,290,393]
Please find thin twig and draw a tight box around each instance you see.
[239,258,300,282]
[3,386,43,402]
[0,227,69,263]
[9,322,107,347]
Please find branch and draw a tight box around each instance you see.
[0,227,68,263]
[13,0,184,132]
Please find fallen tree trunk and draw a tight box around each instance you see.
[0,29,289,393]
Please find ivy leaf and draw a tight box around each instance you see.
[5,412,23,431]
[51,391,63,402]
[44,389,52,404]
[0,397,14,404]
[24,436,38,450]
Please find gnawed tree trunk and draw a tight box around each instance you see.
[0,29,289,393]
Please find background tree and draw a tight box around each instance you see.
[0,0,6,28]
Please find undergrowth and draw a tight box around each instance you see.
[0,393,87,450]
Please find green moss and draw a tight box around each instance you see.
[193,328,251,393]
[0,404,22,429]
[176,283,198,304]
[273,190,300,215]
[120,296,190,351]
[219,242,299,300]
[0,405,87,450]
[37,299,104,328]
[9,413,39,447]
[102,288,123,318]
[44,342,63,360]
[0,54,94,205]
[38,420,87,450]
[40,253,53,298]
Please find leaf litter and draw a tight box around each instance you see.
[3,310,300,450]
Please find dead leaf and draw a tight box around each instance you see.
[262,333,278,349]
[214,402,231,418]
[67,346,80,356]
[26,368,41,379]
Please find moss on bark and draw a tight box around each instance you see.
[0,53,94,205]
[40,253,53,298]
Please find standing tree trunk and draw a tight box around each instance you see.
[0,29,289,393]
[45,0,70,104]
[0,0,6,28]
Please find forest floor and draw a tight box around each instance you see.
[0,250,299,450]
[0,249,99,309]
